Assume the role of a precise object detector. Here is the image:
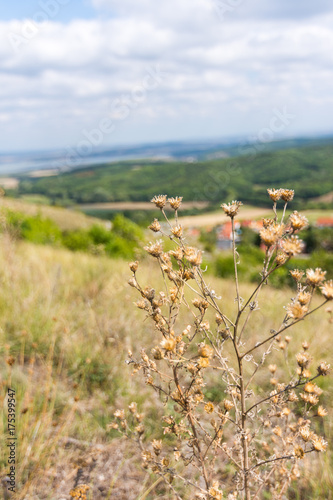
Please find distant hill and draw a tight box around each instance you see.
[10,141,333,209]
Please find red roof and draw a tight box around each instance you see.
[316,218,333,227]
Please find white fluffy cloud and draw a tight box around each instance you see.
[0,0,333,151]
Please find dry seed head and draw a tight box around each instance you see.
[135,299,148,310]
[171,225,183,238]
[306,268,326,287]
[302,341,310,350]
[289,211,309,231]
[128,402,137,414]
[128,277,137,288]
[288,391,298,402]
[268,364,277,373]
[286,302,308,320]
[294,446,305,459]
[148,219,161,232]
[276,253,288,266]
[302,368,311,378]
[169,248,183,261]
[160,337,176,352]
[144,241,163,257]
[224,399,234,411]
[152,439,162,456]
[317,406,328,417]
[267,188,282,201]
[168,196,183,210]
[204,402,215,414]
[260,225,284,247]
[304,382,316,393]
[151,194,167,209]
[296,352,311,368]
[129,261,139,273]
[273,426,282,437]
[280,189,295,202]
[198,357,210,368]
[317,361,330,376]
[320,279,333,300]
[221,200,243,217]
[290,269,304,282]
[69,485,90,500]
[281,235,304,256]
[198,343,214,358]
[208,487,223,500]
[262,218,274,228]
[152,347,164,360]
[299,426,313,442]
[297,292,312,306]
[312,436,328,452]
[114,409,125,420]
[185,246,202,266]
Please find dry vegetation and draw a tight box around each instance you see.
[0,198,332,498]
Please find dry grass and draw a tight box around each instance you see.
[0,236,332,498]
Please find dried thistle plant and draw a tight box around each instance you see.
[112,190,331,500]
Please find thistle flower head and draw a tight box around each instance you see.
[161,337,176,352]
[306,268,326,287]
[267,188,282,202]
[297,291,312,305]
[280,189,295,202]
[144,241,163,258]
[198,343,214,359]
[221,200,243,218]
[168,196,183,210]
[289,211,309,231]
[152,439,162,455]
[317,406,328,417]
[171,225,183,238]
[281,235,304,256]
[204,402,214,414]
[262,218,274,228]
[320,279,333,300]
[296,352,312,368]
[129,261,139,273]
[290,269,304,282]
[148,219,161,232]
[299,425,313,442]
[312,436,328,452]
[151,195,167,209]
[286,302,308,320]
[317,361,330,376]
[185,246,202,266]
[294,446,305,459]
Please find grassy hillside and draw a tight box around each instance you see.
[14,142,333,208]
[0,197,102,231]
[0,236,332,499]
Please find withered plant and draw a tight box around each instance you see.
[112,190,331,499]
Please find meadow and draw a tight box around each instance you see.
[0,221,332,498]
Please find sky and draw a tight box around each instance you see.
[0,0,333,152]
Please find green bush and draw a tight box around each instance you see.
[21,215,62,245]
[62,229,92,252]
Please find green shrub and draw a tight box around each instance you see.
[21,215,62,245]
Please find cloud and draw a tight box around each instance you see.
[0,0,333,151]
